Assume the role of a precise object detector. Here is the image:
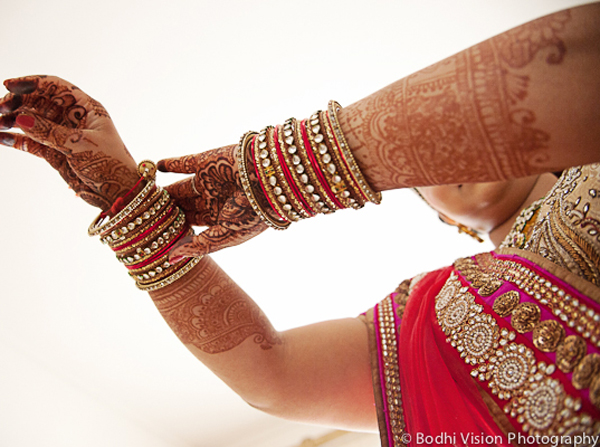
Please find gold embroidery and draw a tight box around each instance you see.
[556,335,587,373]
[377,295,407,447]
[524,164,600,286]
[532,320,565,352]
[438,263,599,436]
[512,302,541,333]
[591,376,600,409]
[492,290,520,317]
[476,343,536,400]
[572,353,600,390]
[485,258,600,347]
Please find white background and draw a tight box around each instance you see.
[0,1,589,446]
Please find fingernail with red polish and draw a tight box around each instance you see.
[16,114,35,129]
[169,255,185,264]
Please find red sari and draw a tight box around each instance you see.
[365,250,600,447]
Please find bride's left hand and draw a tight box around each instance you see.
[0,75,139,210]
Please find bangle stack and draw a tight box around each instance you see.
[237,101,381,229]
[88,160,202,292]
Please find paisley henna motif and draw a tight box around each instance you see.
[159,144,267,257]
[150,257,281,353]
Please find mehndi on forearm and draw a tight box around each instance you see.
[339,4,600,191]
[148,256,281,354]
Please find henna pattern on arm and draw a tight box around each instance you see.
[149,257,281,353]
[341,9,575,191]
[160,145,268,257]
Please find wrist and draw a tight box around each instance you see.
[88,160,204,292]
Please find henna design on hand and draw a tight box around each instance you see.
[150,257,281,353]
[0,75,139,208]
[159,144,267,257]
[0,131,111,209]
[341,9,573,191]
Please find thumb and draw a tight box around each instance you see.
[168,234,208,262]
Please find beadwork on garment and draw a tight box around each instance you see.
[440,253,600,438]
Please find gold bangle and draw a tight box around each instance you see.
[116,209,186,261]
[88,179,156,237]
[277,119,317,217]
[319,110,365,210]
[101,188,168,245]
[254,127,295,223]
[136,256,204,292]
[327,100,381,204]
[292,118,334,214]
[303,114,341,211]
[110,199,177,251]
[237,131,290,230]
[88,160,158,237]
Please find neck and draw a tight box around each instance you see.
[488,172,558,247]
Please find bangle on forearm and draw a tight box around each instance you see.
[88,160,202,291]
[237,131,291,230]
[276,120,317,217]
[254,127,295,223]
[237,101,380,228]
[327,100,381,205]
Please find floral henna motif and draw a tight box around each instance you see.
[150,258,281,353]
[160,144,268,256]
[342,9,573,190]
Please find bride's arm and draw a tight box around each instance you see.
[339,2,600,191]
[148,255,377,431]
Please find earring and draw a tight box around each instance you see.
[456,223,484,243]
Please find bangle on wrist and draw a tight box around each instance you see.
[88,160,203,291]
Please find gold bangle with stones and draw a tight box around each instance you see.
[134,255,189,286]
[132,254,182,285]
[88,179,156,237]
[284,117,327,215]
[129,225,193,286]
[101,188,169,246]
[107,197,175,249]
[292,118,334,214]
[277,118,317,217]
[115,209,186,261]
[110,202,178,252]
[327,100,381,204]
[303,112,342,211]
[319,110,365,209]
[117,210,185,265]
[128,251,174,278]
[267,125,309,220]
[136,256,204,292]
[237,130,290,230]
[89,161,159,237]
[124,223,191,272]
[254,127,294,223]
